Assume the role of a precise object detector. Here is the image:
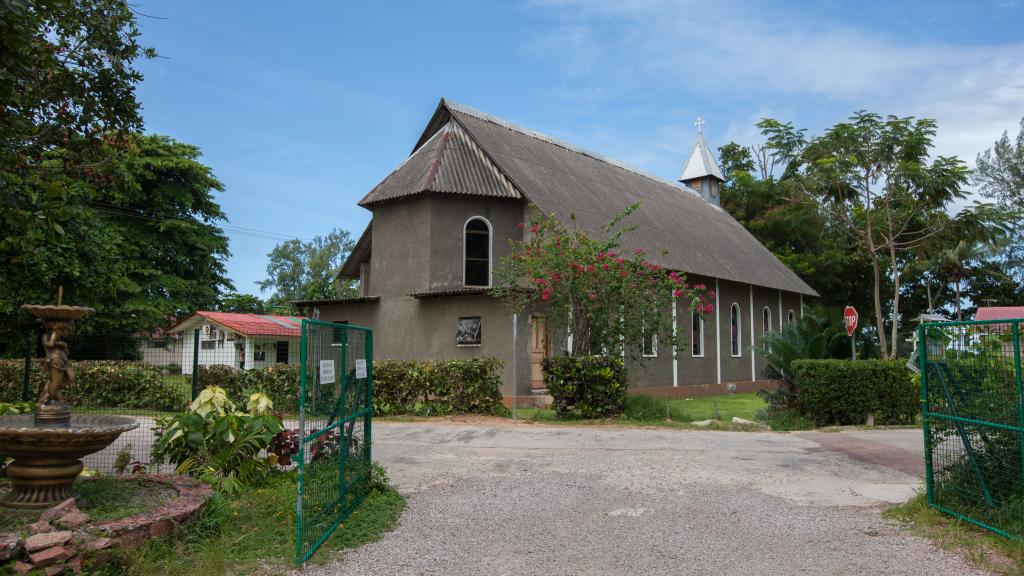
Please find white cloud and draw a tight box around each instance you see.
[524,0,1024,166]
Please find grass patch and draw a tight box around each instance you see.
[759,408,816,431]
[99,470,405,576]
[885,492,1024,575]
[512,392,769,429]
[0,476,175,534]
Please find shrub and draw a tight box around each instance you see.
[542,355,628,419]
[625,394,667,420]
[373,358,505,416]
[150,387,284,495]
[0,359,186,411]
[790,359,918,426]
[198,364,302,413]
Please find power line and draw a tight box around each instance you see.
[85,202,315,242]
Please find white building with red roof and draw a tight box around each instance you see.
[166,311,303,374]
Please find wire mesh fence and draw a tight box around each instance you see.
[0,321,293,474]
[295,319,373,565]
[920,319,1024,541]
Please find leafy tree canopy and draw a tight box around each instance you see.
[258,229,357,306]
[217,293,267,314]
[0,134,232,354]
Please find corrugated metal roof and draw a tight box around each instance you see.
[976,307,1024,321]
[358,121,521,207]
[167,311,302,337]
[441,100,817,296]
[679,133,725,181]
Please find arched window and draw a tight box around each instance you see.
[787,309,796,323]
[464,217,491,287]
[730,303,741,357]
[762,306,772,335]
[691,311,704,357]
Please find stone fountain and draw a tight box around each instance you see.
[0,296,138,509]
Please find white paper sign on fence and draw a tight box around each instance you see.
[355,358,367,379]
[319,359,335,384]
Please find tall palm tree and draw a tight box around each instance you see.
[938,240,998,320]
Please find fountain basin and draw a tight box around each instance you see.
[0,414,138,509]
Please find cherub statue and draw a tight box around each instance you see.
[39,321,74,405]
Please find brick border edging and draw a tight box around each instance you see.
[88,473,213,547]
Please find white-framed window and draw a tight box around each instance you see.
[457,316,482,346]
[762,306,772,335]
[691,311,704,357]
[641,322,657,357]
[464,217,491,287]
[731,303,742,357]
[788,309,796,323]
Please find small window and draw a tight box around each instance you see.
[276,341,289,364]
[762,307,772,335]
[788,309,796,323]
[457,317,482,346]
[254,350,266,362]
[691,311,704,357]
[731,303,742,357]
[201,340,216,350]
[464,218,491,287]
[641,322,657,357]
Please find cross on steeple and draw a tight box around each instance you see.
[694,117,705,134]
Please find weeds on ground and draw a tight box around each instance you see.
[885,492,1024,575]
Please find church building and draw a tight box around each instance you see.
[295,99,817,402]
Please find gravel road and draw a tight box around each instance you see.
[307,422,985,576]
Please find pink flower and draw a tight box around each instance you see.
[603,263,610,270]
[588,292,596,301]
[586,265,595,273]
[694,283,706,290]
[683,283,689,289]
[541,288,552,300]
[619,270,628,278]
[530,224,539,233]
[673,289,684,298]
[634,248,645,255]
[534,277,547,287]
[708,290,716,298]
[517,222,525,229]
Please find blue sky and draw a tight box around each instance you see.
[135,0,1024,295]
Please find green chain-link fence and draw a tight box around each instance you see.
[919,318,1024,540]
[295,319,373,565]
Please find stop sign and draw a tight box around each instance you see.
[844,306,858,337]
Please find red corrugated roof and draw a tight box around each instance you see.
[976,307,1024,321]
[181,311,302,337]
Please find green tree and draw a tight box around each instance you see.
[218,293,267,314]
[0,134,231,355]
[974,116,1024,280]
[493,205,710,360]
[258,229,357,305]
[759,112,986,359]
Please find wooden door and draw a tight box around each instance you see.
[529,315,549,390]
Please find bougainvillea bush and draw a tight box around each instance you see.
[494,204,711,360]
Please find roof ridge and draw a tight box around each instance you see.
[443,99,704,200]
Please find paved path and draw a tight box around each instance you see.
[308,423,982,576]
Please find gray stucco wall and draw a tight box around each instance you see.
[427,196,524,291]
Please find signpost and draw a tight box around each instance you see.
[844,306,858,360]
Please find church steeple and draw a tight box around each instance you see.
[679,117,725,206]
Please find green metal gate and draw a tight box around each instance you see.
[919,318,1024,540]
[295,319,373,564]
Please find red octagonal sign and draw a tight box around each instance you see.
[844,306,858,337]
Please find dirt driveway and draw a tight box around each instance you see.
[308,422,981,576]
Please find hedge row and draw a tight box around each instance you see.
[198,364,301,412]
[374,358,506,416]
[790,359,918,426]
[542,355,628,418]
[0,359,187,411]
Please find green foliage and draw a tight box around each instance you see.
[542,355,628,419]
[494,204,711,360]
[0,401,33,416]
[624,394,669,420]
[974,116,1024,283]
[197,364,300,412]
[754,309,854,410]
[373,358,506,416]
[758,408,816,431]
[150,387,284,495]
[0,358,185,410]
[789,359,918,425]
[258,228,358,306]
[216,293,267,314]
[0,133,232,356]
